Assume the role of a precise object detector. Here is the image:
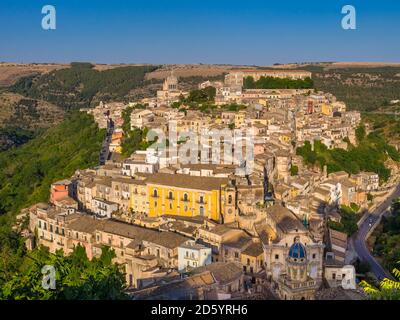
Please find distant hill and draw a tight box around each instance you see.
[296,64,400,112]
[0,63,68,87]
[0,92,65,150]
[10,63,160,110]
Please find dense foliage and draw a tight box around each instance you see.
[0,108,143,301]
[361,261,400,300]
[372,199,400,272]
[186,86,216,103]
[0,126,36,151]
[290,165,299,176]
[362,199,400,299]
[0,245,128,300]
[120,106,154,157]
[0,111,105,216]
[296,127,400,182]
[243,76,313,89]
[11,63,159,109]
[328,205,360,236]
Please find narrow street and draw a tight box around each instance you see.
[99,119,114,165]
[351,183,400,280]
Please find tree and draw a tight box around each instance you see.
[360,261,400,300]
[356,124,366,143]
[243,76,313,89]
[0,245,128,300]
[243,76,256,89]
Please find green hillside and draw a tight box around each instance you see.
[11,63,159,110]
[0,111,105,217]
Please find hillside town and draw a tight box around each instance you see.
[21,68,396,300]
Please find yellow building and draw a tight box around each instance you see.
[177,116,212,135]
[234,111,246,128]
[128,179,149,214]
[279,133,291,144]
[321,104,333,116]
[146,173,236,223]
[115,145,122,154]
[258,99,268,107]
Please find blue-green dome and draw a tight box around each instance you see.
[288,241,306,259]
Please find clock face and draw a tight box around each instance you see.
[228,208,232,214]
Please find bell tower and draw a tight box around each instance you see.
[221,183,236,224]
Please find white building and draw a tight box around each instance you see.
[92,198,119,218]
[324,265,356,290]
[178,240,212,271]
[122,159,158,176]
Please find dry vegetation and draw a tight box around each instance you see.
[0,63,69,87]
[0,92,65,129]
[145,64,232,80]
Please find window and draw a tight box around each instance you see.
[50,225,53,233]
[153,189,158,197]
[199,206,204,216]
[183,193,188,202]
[275,254,279,260]
[199,196,204,203]
[234,252,239,258]
[312,253,316,259]
[168,191,173,200]
[38,221,42,228]
[75,232,79,239]
[44,223,47,231]
[228,195,233,204]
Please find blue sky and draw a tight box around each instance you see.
[0,0,399,65]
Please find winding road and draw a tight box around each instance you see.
[351,183,400,280]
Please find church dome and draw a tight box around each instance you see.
[288,240,306,259]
